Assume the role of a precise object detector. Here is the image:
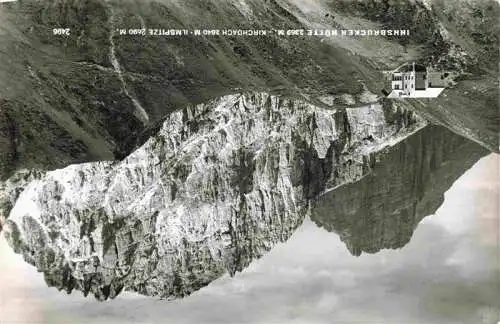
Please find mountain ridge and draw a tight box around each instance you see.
[4,91,426,300]
[0,0,497,184]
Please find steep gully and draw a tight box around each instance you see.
[107,4,149,124]
[3,92,432,300]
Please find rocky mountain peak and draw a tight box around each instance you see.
[4,92,426,300]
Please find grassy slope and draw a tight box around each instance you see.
[112,0,380,113]
[0,0,380,180]
[0,0,498,180]
[0,0,143,179]
[321,0,499,151]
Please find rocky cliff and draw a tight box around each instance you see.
[0,0,497,185]
[0,169,45,232]
[4,92,425,300]
[311,125,489,256]
[0,0,497,303]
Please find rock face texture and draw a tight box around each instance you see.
[0,0,496,305]
[4,92,425,300]
[0,0,497,184]
[0,169,44,231]
[311,125,489,256]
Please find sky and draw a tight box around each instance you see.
[0,153,498,324]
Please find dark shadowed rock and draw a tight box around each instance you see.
[311,125,489,256]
